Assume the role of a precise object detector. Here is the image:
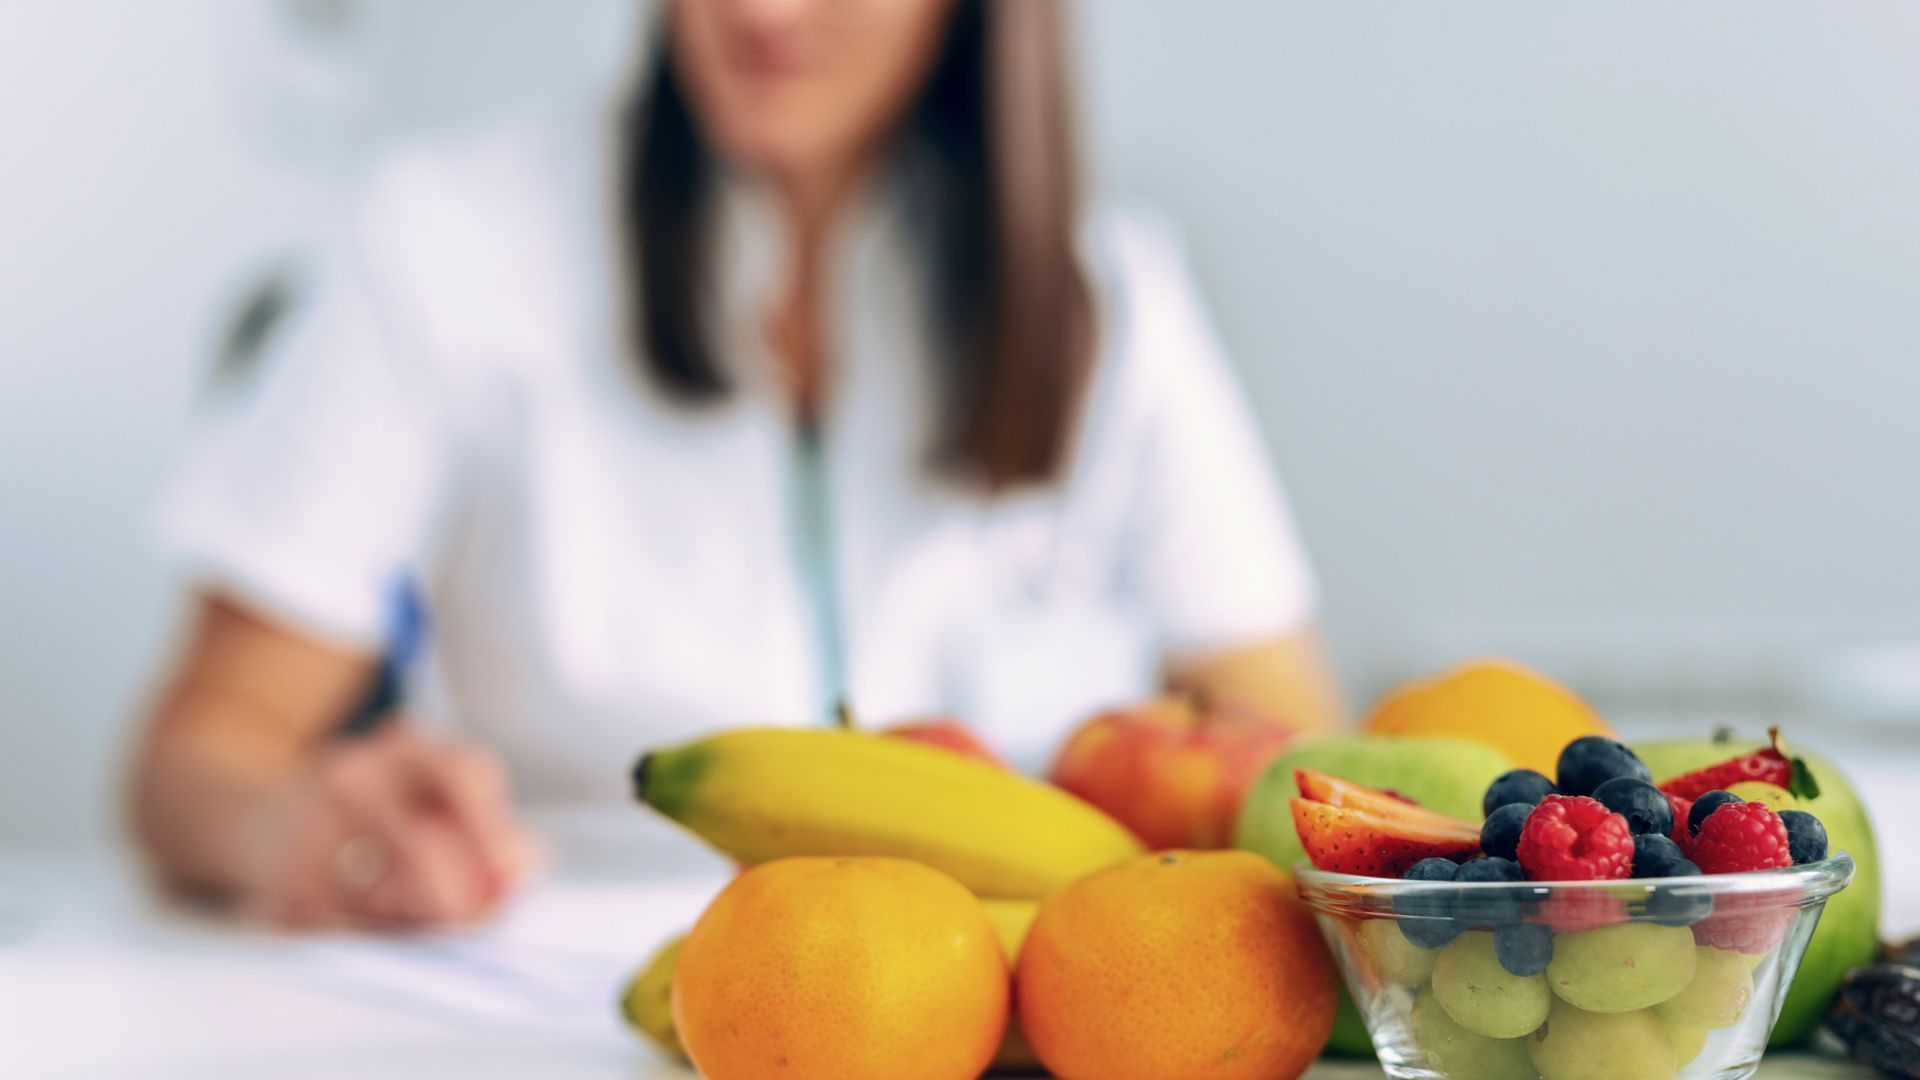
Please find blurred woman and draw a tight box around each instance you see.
[133,0,1341,928]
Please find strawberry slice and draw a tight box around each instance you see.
[1295,769,1482,830]
[1290,797,1482,876]
[1657,727,1821,801]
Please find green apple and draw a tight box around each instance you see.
[1235,734,1515,1054]
[1634,734,1880,1047]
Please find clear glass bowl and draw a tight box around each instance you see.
[1296,854,1854,1080]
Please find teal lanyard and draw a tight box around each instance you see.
[790,424,848,725]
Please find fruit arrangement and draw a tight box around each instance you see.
[614,661,1879,1079]
[1290,732,1857,1080]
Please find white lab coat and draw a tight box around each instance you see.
[160,110,1317,803]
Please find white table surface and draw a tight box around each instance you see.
[0,811,1900,1080]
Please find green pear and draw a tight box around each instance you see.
[1634,734,1879,1047]
[1235,734,1514,1054]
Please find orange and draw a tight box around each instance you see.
[1365,657,1612,776]
[673,857,1007,1080]
[1016,850,1335,1080]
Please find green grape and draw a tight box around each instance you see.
[1657,1015,1709,1067]
[1432,931,1552,1038]
[1411,988,1536,1080]
[1546,922,1697,1013]
[1527,997,1677,1080]
[1360,917,1438,986]
[1653,946,1753,1030]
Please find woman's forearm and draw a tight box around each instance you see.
[129,596,531,928]
[131,595,379,896]
[130,686,312,898]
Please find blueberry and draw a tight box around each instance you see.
[1395,857,1459,915]
[1394,857,1461,946]
[1593,777,1673,839]
[1645,859,1713,926]
[1480,803,1531,862]
[1689,790,1743,835]
[1556,736,1652,797]
[1495,922,1554,976]
[1452,856,1527,924]
[1483,769,1557,817]
[1631,833,1689,878]
[1779,810,1829,865]
[1453,857,1526,887]
[1404,858,1460,882]
[1399,916,1465,950]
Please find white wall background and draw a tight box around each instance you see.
[3,0,1917,846]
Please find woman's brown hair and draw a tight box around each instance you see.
[621,0,1094,489]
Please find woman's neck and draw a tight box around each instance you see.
[775,156,869,257]
[766,154,873,431]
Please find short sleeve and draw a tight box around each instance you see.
[158,172,450,648]
[1105,214,1319,655]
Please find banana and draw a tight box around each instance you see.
[634,727,1144,899]
[981,896,1039,959]
[619,933,686,1062]
[620,900,1042,1070]
[980,898,1044,1071]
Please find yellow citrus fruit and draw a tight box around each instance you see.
[673,857,1007,1080]
[1366,658,1612,776]
[1016,850,1335,1080]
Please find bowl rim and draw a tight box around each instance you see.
[1294,851,1854,913]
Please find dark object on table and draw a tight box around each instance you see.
[1885,937,1920,968]
[1826,964,1920,1078]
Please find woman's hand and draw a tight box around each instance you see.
[252,726,541,929]
[132,595,539,931]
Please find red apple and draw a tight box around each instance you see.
[1047,697,1295,849]
[881,716,1009,769]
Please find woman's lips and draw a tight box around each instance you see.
[721,28,811,82]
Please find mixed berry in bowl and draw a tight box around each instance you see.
[1291,733,1855,1080]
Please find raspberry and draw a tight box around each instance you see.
[1690,801,1792,874]
[1538,890,1629,933]
[1688,790,1743,836]
[1692,890,1797,954]
[1516,795,1634,881]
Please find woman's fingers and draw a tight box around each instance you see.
[318,731,513,927]
[240,727,535,931]
[370,814,493,925]
[400,739,531,902]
